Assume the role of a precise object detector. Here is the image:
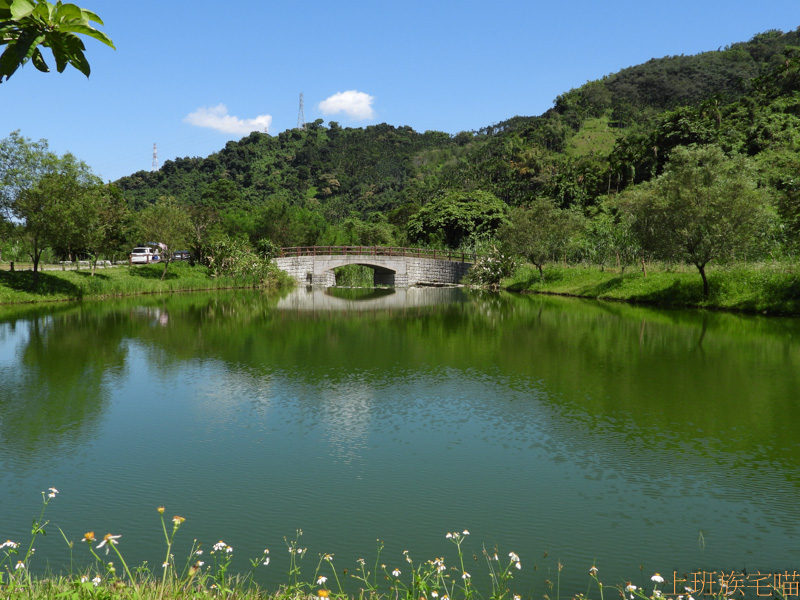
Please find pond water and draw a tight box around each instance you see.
[1,287,799,596]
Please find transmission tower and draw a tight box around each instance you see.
[297,92,305,130]
[151,143,158,171]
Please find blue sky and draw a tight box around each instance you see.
[1,0,798,183]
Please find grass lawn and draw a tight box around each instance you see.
[504,261,800,316]
[0,261,290,305]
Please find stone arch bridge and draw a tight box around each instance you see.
[273,246,476,287]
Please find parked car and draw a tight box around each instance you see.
[172,250,191,261]
[129,247,159,263]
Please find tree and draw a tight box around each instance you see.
[136,196,193,280]
[407,189,508,249]
[498,198,583,281]
[0,130,52,216]
[1,132,100,283]
[622,144,773,295]
[0,0,114,83]
[81,184,128,274]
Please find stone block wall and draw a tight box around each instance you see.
[274,255,473,287]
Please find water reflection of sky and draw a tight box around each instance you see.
[0,290,798,596]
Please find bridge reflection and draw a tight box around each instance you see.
[276,286,466,311]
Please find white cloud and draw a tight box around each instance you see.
[318,90,375,120]
[184,104,272,135]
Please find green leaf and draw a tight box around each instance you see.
[46,31,69,72]
[59,22,114,48]
[32,0,53,21]
[79,7,101,24]
[0,43,22,79]
[14,29,45,62]
[62,32,88,75]
[9,0,35,20]
[54,2,81,21]
[30,46,49,71]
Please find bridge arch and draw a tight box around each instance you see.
[273,247,475,287]
[324,261,399,287]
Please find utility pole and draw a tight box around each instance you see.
[151,143,158,171]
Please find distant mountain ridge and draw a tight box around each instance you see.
[114,26,800,248]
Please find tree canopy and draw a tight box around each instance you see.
[622,144,772,295]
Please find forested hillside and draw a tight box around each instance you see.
[112,27,800,264]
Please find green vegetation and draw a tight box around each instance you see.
[3,27,800,309]
[0,0,114,83]
[2,491,794,599]
[0,261,293,304]
[333,264,376,287]
[505,262,800,315]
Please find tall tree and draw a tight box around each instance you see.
[136,196,193,280]
[407,189,508,249]
[622,144,773,295]
[498,198,584,281]
[1,132,100,283]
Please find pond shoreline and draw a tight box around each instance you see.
[503,263,800,317]
[0,261,798,317]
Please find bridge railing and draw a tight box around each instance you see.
[279,246,478,263]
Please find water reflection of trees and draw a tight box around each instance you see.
[1,289,799,487]
[0,309,129,466]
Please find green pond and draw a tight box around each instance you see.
[1,286,799,596]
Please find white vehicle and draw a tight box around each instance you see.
[129,247,159,263]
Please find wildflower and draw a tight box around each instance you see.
[446,532,453,539]
[82,532,96,543]
[432,592,439,598]
[47,487,59,498]
[493,553,499,561]
[318,590,330,599]
[652,574,665,584]
[172,516,185,525]
[157,506,165,514]
[317,576,328,585]
[462,571,471,579]
[509,552,520,562]
[514,596,521,600]
[357,558,366,565]
[323,553,334,561]
[263,556,271,566]
[15,561,25,570]
[81,576,88,583]
[515,562,522,570]
[196,561,205,567]
[625,583,637,593]
[655,591,663,598]
[96,534,121,554]
[92,576,101,586]
[589,566,598,575]
[462,530,470,535]
[1,540,19,549]
[213,541,227,552]
[195,549,203,555]
[162,562,169,569]
[392,568,401,577]
[226,545,233,553]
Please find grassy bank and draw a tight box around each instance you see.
[504,261,800,316]
[0,262,293,304]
